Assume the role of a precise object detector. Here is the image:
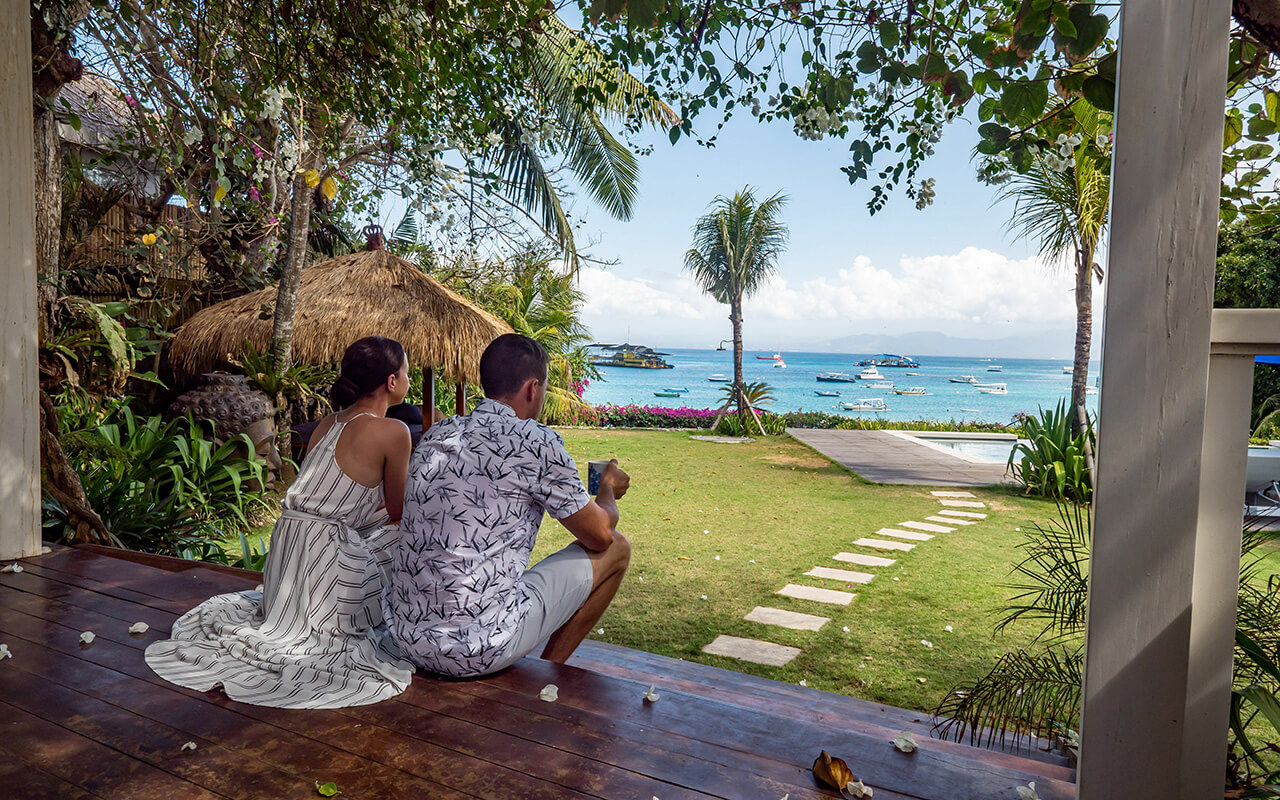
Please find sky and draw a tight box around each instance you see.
[552,106,1102,358]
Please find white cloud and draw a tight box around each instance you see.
[581,247,1077,334]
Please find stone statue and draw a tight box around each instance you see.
[167,372,283,484]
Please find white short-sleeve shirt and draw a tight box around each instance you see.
[389,398,591,676]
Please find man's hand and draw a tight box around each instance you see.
[600,459,630,499]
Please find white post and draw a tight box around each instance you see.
[1077,0,1231,796]
[0,3,41,561]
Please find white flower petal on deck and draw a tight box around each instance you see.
[892,732,917,753]
[0,643,10,660]
[921,640,933,649]
[944,625,953,633]
[643,684,661,702]
[538,684,559,702]
[1,563,23,574]
[798,680,807,687]
[79,631,95,645]
[129,622,149,635]
[846,778,874,797]
[1016,782,1040,800]
[181,741,197,752]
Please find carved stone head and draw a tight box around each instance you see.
[167,372,282,476]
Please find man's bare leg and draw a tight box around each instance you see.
[540,532,631,663]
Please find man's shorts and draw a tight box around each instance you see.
[480,543,594,674]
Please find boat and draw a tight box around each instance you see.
[857,354,920,368]
[772,359,787,369]
[856,366,884,381]
[756,352,782,360]
[987,365,1004,372]
[1085,386,1099,395]
[978,386,1008,395]
[949,375,978,384]
[1063,366,1073,373]
[866,381,894,389]
[653,391,682,398]
[839,398,888,411]
[816,372,857,382]
[893,387,927,395]
[815,390,841,397]
[974,382,1007,390]
[587,343,674,369]
[906,372,920,376]
[662,387,689,393]
[707,374,730,382]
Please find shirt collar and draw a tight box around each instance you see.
[474,397,518,419]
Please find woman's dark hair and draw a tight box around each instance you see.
[331,336,406,408]
[480,333,549,398]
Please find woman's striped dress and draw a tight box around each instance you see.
[145,415,414,708]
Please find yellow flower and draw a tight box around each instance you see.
[304,169,320,188]
[141,233,157,246]
[213,184,228,203]
[321,176,338,200]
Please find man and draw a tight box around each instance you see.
[388,333,631,677]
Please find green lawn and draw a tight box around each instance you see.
[532,428,1064,714]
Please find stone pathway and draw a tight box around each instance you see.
[701,490,991,668]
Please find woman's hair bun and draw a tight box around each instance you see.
[330,337,406,408]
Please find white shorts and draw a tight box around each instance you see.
[481,543,594,674]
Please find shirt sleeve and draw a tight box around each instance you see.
[532,430,591,520]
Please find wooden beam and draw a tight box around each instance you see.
[1076,0,1232,796]
[455,381,465,416]
[0,3,41,560]
[421,367,434,432]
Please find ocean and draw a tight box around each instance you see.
[580,348,1100,425]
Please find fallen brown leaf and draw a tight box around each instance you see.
[812,750,856,792]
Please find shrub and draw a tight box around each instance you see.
[714,410,786,436]
[1007,402,1094,503]
[44,406,270,554]
[595,404,719,429]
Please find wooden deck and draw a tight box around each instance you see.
[0,545,1077,800]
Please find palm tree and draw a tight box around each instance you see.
[998,104,1111,473]
[685,187,789,433]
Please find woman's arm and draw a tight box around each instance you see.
[380,421,413,522]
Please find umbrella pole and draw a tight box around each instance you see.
[422,367,435,432]
[456,382,466,415]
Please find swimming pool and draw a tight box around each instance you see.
[892,432,1023,463]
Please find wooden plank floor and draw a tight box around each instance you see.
[0,546,1076,800]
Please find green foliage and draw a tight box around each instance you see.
[715,410,785,436]
[44,406,269,554]
[1008,403,1095,502]
[1214,224,1280,430]
[717,380,776,409]
[230,340,336,410]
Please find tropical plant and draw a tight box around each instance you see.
[685,187,789,434]
[229,340,336,417]
[1008,402,1095,503]
[45,406,270,554]
[717,380,776,409]
[998,102,1111,466]
[716,410,786,437]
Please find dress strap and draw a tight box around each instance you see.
[337,411,378,424]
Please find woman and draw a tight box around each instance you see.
[145,336,416,708]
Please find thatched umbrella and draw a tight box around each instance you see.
[169,236,512,415]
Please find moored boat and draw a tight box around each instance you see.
[856,366,884,380]
[978,386,1008,394]
[772,359,787,368]
[707,374,730,382]
[839,398,888,411]
[815,390,841,397]
[587,343,675,369]
[756,352,782,360]
[987,365,1004,372]
[893,387,927,395]
[663,387,690,393]
[866,381,894,389]
[857,354,920,368]
[653,391,682,398]
[949,375,978,384]
[816,372,857,382]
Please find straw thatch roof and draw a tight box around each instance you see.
[169,247,512,384]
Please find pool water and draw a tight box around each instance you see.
[931,441,1019,462]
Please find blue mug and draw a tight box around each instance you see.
[587,461,610,495]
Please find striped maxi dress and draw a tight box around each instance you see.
[145,414,414,708]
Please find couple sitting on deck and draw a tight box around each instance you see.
[144,333,632,709]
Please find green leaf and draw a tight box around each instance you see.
[69,112,81,131]
[1225,111,1244,148]
[1052,16,1077,39]
[1065,8,1109,56]
[978,122,1012,142]
[1082,75,1115,112]
[315,781,341,797]
[1267,90,1280,125]
[668,125,681,145]
[877,21,900,48]
[1247,116,1277,139]
[1242,143,1274,161]
[1002,81,1047,124]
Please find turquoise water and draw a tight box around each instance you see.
[581,348,1099,425]
[924,439,1024,462]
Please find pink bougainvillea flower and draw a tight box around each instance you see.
[248,186,261,202]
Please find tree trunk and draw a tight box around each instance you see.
[33,106,60,342]
[38,389,112,545]
[730,296,744,416]
[1234,0,1280,58]
[1071,245,1096,477]
[269,146,320,374]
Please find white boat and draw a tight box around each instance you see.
[662,387,690,393]
[974,382,1007,390]
[979,386,1008,394]
[816,372,857,383]
[1085,386,1099,395]
[707,374,730,382]
[839,398,888,411]
[949,375,978,384]
[1063,366,1073,373]
[856,366,884,380]
[866,381,894,389]
[756,352,782,360]
[893,387,927,396]
[772,359,787,368]
[987,365,1004,372]
[815,390,841,397]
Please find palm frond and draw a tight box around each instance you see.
[489,118,578,266]
[558,104,641,220]
[997,501,1091,641]
[934,645,1084,751]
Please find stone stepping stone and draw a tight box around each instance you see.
[777,583,856,605]
[936,509,987,519]
[927,515,974,525]
[874,527,933,542]
[804,565,875,584]
[834,552,897,567]
[744,606,830,631]
[939,499,986,508]
[931,491,977,498]
[690,435,753,443]
[702,634,801,666]
[900,520,956,533]
[852,537,916,552]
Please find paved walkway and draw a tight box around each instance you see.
[786,428,1013,486]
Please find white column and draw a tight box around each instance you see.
[1077,0,1232,796]
[0,3,40,561]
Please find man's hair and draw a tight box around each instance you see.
[480,333,549,398]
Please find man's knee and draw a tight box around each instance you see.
[608,531,631,570]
